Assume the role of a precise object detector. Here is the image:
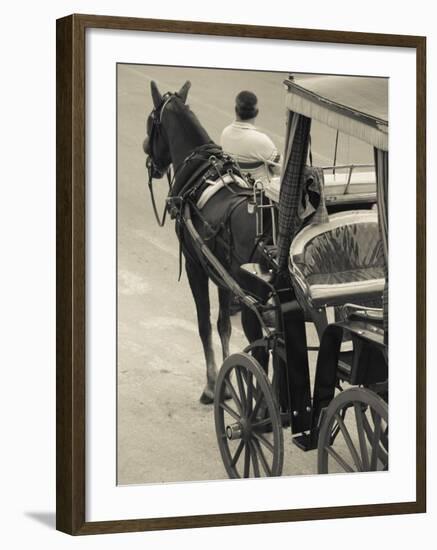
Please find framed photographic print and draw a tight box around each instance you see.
[56,14,426,535]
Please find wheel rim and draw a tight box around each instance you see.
[318,388,388,474]
[214,353,284,478]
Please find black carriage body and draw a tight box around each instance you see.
[240,258,388,448]
[238,262,313,433]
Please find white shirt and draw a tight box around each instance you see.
[220,121,281,183]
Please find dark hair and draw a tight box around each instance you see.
[235,90,258,120]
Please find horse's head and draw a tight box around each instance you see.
[143,80,191,178]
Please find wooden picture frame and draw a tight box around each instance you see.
[56,13,426,535]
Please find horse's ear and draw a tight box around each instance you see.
[150,81,162,108]
[177,80,191,103]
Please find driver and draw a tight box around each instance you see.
[220,91,281,184]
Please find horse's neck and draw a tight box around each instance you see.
[167,109,212,171]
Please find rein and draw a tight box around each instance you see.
[146,156,173,227]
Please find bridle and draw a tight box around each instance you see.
[145,89,224,229]
[145,91,175,226]
[146,91,174,175]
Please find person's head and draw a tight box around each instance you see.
[235,91,259,122]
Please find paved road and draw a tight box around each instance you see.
[116,65,375,484]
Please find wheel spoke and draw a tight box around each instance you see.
[253,438,272,476]
[249,441,260,477]
[251,390,265,421]
[245,370,254,416]
[235,368,247,411]
[334,413,363,471]
[252,417,272,431]
[224,377,243,414]
[381,427,389,452]
[230,440,245,467]
[253,431,274,454]
[219,401,240,421]
[243,442,251,478]
[370,413,382,470]
[362,413,388,465]
[330,408,347,445]
[372,409,389,452]
[354,404,370,470]
[325,446,354,473]
[330,422,340,445]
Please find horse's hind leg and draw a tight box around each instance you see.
[185,259,217,405]
[217,286,232,362]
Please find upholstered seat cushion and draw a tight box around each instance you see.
[290,211,385,305]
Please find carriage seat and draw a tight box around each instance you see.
[289,210,385,308]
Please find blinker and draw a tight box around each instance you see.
[146,155,165,180]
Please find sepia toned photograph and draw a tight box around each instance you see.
[116,64,388,485]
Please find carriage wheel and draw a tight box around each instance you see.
[318,387,388,474]
[214,353,284,478]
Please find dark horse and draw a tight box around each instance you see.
[143,80,269,404]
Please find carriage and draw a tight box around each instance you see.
[210,75,389,478]
[144,73,389,479]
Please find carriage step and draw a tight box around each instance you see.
[240,262,275,285]
[292,432,318,452]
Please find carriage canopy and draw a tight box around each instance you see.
[276,73,389,337]
[284,75,388,151]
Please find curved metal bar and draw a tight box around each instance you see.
[182,202,271,336]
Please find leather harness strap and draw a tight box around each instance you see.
[147,142,255,282]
